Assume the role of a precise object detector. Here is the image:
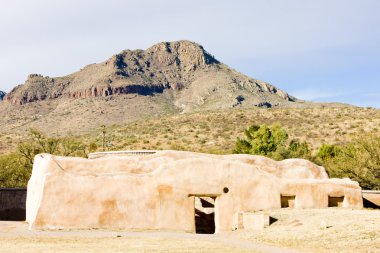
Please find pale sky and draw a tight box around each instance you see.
[0,0,379,107]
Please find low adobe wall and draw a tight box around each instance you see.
[362,190,380,208]
[0,188,27,221]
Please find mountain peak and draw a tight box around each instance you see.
[145,40,219,67]
[3,40,295,109]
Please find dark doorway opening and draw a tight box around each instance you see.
[281,195,296,208]
[328,196,344,207]
[194,196,215,234]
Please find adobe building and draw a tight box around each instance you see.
[26,150,363,233]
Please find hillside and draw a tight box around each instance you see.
[3,41,295,108]
[1,106,378,155]
[91,106,380,154]
[0,40,316,137]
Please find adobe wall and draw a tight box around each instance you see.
[281,179,362,208]
[27,154,283,232]
[362,191,380,208]
[26,150,363,232]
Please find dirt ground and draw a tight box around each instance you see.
[239,208,380,253]
[0,221,299,253]
[0,208,379,253]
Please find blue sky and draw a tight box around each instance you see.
[0,0,379,107]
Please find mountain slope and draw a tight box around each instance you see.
[3,41,295,109]
[0,40,321,135]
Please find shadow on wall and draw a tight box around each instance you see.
[0,188,27,221]
[363,198,380,209]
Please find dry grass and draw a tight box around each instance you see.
[1,106,379,155]
[0,236,256,253]
[1,209,379,253]
[238,208,380,253]
[90,106,380,155]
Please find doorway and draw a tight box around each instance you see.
[194,196,216,234]
[328,196,344,207]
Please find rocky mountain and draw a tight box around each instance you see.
[4,41,296,109]
[0,91,5,101]
[1,40,335,135]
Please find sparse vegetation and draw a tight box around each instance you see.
[0,153,30,188]
[233,123,380,189]
[0,129,88,187]
[319,135,380,190]
[0,107,380,189]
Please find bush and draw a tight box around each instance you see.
[321,136,380,190]
[0,129,88,188]
[234,123,311,160]
[317,144,340,161]
[0,153,30,188]
[18,129,87,167]
[234,124,288,156]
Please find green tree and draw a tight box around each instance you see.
[234,124,312,161]
[234,123,288,158]
[322,136,380,190]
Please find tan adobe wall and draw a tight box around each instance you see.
[26,150,363,232]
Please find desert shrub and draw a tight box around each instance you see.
[18,129,87,167]
[287,139,312,159]
[0,153,30,188]
[1,129,88,187]
[321,135,380,190]
[88,142,98,153]
[234,124,312,161]
[234,124,288,156]
[317,144,340,161]
[233,124,312,160]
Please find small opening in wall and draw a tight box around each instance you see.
[281,195,296,208]
[328,196,344,207]
[223,187,229,193]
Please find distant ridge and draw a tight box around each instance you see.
[3,40,296,110]
[2,40,348,136]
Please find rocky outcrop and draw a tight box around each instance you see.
[68,84,166,99]
[0,91,5,101]
[4,74,68,105]
[3,40,297,107]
